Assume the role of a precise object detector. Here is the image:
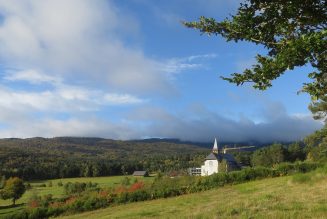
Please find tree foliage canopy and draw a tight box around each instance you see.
[184,0,326,115]
[309,94,327,121]
[304,124,327,160]
[0,137,207,180]
[0,177,26,205]
[251,143,288,167]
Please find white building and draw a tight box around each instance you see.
[201,138,239,176]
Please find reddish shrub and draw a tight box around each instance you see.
[65,196,77,205]
[128,181,145,192]
[28,200,39,208]
[99,190,109,198]
[115,186,127,194]
[49,201,64,208]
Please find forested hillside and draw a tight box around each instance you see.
[1,124,326,181]
[0,137,207,180]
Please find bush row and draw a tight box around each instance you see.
[64,182,98,195]
[6,161,322,219]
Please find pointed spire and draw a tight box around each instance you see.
[212,138,218,154]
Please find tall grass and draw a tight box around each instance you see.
[291,163,327,184]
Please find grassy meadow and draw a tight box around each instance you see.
[58,172,327,219]
[0,175,154,217]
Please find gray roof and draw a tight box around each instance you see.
[205,153,218,160]
[133,171,148,176]
[205,152,239,167]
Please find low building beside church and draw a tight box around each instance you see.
[188,167,202,176]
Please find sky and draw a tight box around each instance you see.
[0,0,323,142]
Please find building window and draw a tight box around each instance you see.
[209,161,213,166]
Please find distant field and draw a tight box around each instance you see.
[59,174,327,219]
[0,175,154,217]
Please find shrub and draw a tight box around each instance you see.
[27,207,49,219]
[275,162,296,176]
[128,190,150,202]
[128,182,145,192]
[294,162,319,173]
[80,193,107,211]
[46,207,65,217]
[120,177,131,186]
[64,182,98,195]
[292,174,312,183]
[3,210,28,219]
[316,163,327,174]
[132,177,138,184]
[25,183,32,190]
[6,161,322,219]
[27,194,54,209]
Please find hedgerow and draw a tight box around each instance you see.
[4,161,323,219]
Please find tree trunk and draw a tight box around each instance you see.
[12,199,15,206]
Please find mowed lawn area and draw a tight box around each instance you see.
[59,174,327,219]
[0,175,154,217]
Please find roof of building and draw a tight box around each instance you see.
[205,152,239,166]
[133,171,148,176]
[205,153,218,160]
[206,153,239,168]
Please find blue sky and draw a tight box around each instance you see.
[0,0,322,142]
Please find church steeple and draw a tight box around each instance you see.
[212,138,218,154]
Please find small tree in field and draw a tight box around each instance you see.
[0,177,26,206]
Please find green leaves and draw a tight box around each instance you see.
[309,95,327,121]
[0,177,26,205]
[184,0,327,116]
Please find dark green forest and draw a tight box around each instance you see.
[0,137,207,180]
[0,125,326,181]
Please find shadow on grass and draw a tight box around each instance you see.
[0,203,24,215]
[0,203,24,210]
[28,180,47,184]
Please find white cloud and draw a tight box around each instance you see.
[0,0,171,95]
[0,70,146,139]
[0,1,319,142]
[162,62,201,75]
[0,70,145,113]
[187,54,217,62]
[162,54,217,75]
[104,94,145,105]
[0,0,221,102]
[127,105,323,143]
[0,117,139,139]
[4,69,61,84]
[0,94,321,141]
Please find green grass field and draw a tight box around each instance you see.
[0,175,154,218]
[58,173,327,219]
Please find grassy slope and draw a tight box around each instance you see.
[59,175,327,219]
[0,176,153,217]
